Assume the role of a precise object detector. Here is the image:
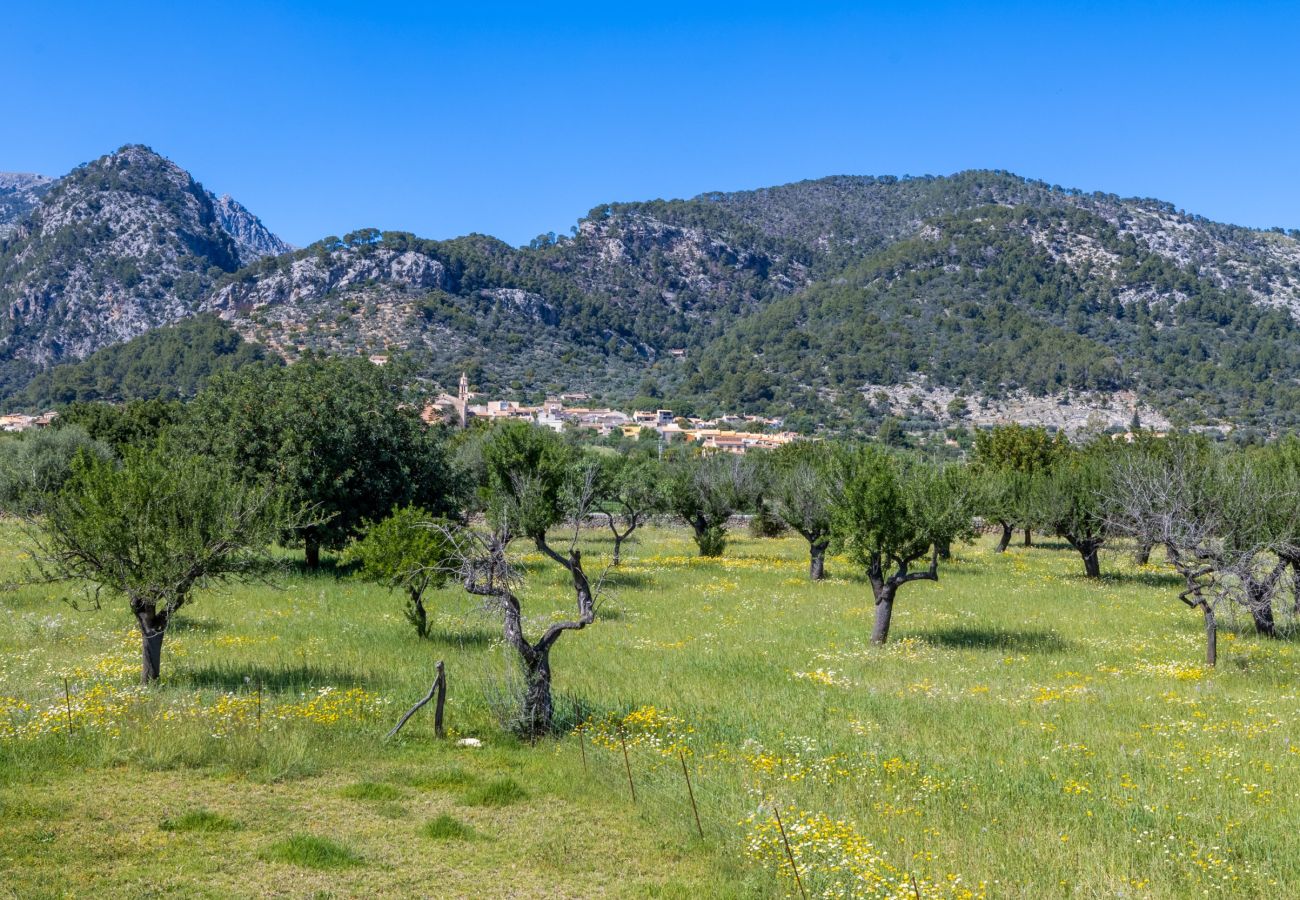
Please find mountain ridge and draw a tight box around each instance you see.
[5,148,1300,432]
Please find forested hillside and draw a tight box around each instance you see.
[16,315,278,408]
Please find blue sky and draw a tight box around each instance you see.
[5,1,1297,247]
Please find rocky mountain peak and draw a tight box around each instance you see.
[213,193,294,264]
[0,146,290,371]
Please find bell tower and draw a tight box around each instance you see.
[457,372,469,428]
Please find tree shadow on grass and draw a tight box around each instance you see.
[1099,570,1184,589]
[914,626,1073,654]
[283,556,353,579]
[172,663,366,693]
[426,628,496,649]
[600,569,654,589]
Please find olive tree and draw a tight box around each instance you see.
[27,447,309,684]
[662,450,757,557]
[831,446,975,645]
[0,426,113,514]
[344,504,453,639]
[1036,450,1113,578]
[769,441,835,579]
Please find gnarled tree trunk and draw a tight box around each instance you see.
[870,584,897,645]
[1062,533,1102,578]
[1202,603,1217,667]
[1251,600,1277,638]
[304,536,321,571]
[520,647,554,738]
[996,521,1013,553]
[1082,546,1100,579]
[408,587,429,639]
[866,550,939,646]
[809,540,828,581]
[135,606,169,685]
[1134,541,1153,566]
[1023,528,1033,548]
[1244,562,1288,638]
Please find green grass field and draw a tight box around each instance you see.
[3,522,1299,898]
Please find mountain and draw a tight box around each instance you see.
[0,173,54,237]
[5,150,1300,432]
[0,145,289,397]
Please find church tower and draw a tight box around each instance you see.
[457,372,469,428]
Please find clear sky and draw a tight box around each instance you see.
[5,1,1297,247]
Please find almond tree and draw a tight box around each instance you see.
[595,455,662,565]
[831,446,975,645]
[462,422,604,736]
[661,450,757,557]
[972,424,1066,547]
[1245,436,1300,616]
[344,504,453,639]
[1107,440,1293,665]
[27,446,309,684]
[769,441,835,580]
[1036,449,1113,578]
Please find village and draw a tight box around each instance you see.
[424,374,802,454]
[0,411,57,433]
[1,376,800,454]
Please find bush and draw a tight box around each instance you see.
[696,525,727,557]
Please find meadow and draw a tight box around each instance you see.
[2,521,1299,898]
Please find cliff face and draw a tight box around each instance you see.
[212,193,294,264]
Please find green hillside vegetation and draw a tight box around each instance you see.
[215,176,1300,428]
[12,315,277,409]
